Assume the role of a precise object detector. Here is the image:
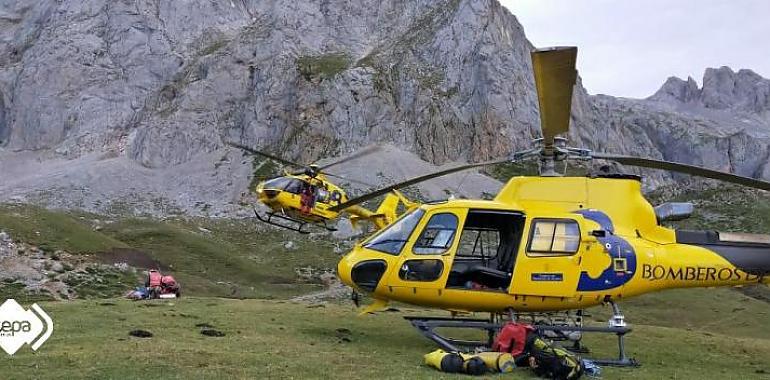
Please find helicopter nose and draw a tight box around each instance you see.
[337,256,355,288]
[338,254,387,293]
[261,189,279,199]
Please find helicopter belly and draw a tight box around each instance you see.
[382,286,606,312]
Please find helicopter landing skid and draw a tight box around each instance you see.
[253,208,337,234]
[405,313,639,367]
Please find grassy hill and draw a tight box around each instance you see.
[0,204,342,300]
[1,184,770,379]
[1,291,768,380]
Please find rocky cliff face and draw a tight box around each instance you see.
[0,0,769,214]
[650,67,770,117]
[0,0,538,166]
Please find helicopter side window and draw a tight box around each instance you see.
[413,213,458,254]
[330,191,342,204]
[283,179,304,195]
[527,219,580,256]
[316,188,330,203]
[399,259,444,282]
[363,209,425,255]
[457,229,501,259]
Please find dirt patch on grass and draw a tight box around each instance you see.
[97,248,168,270]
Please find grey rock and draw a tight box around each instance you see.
[332,218,358,240]
[49,261,65,273]
[649,76,701,104]
[0,0,769,215]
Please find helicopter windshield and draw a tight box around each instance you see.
[262,177,306,195]
[363,208,425,255]
[263,177,291,190]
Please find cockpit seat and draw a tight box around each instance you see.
[467,265,511,289]
[449,262,511,290]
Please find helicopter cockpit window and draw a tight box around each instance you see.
[263,177,291,190]
[363,209,425,255]
[413,213,458,254]
[283,179,304,194]
[527,219,580,255]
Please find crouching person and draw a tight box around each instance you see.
[145,269,163,299]
[144,269,181,299]
[160,274,181,298]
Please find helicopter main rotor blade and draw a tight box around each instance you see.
[532,47,578,147]
[226,142,304,168]
[593,153,770,191]
[328,158,512,212]
[323,172,376,188]
[318,145,382,172]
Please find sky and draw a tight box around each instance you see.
[500,0,770,98]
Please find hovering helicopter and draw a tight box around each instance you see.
[330,46,770,366]
[227,142,415,234]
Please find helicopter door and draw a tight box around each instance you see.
[511,217,583,297]
[445,210,525,292]
[389,210,463,294]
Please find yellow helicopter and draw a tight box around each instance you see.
[329,47,770,366]
[227,142,415,234]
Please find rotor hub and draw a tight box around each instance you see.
[531,137,570,176]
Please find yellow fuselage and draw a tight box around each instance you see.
[338,176,769,312]
[256,174,347,222]
[255,174,409,230]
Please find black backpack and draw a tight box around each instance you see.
[527,335,584,380]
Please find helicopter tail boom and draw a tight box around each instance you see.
[347,191,419,230]
[676,230,770,279]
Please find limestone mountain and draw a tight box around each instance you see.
[0,0,768,215]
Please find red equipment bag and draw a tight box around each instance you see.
[147,270,162,287]
[161,275,177,288]
[492,322,535,357]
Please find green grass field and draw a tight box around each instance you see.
[1,289,769,380]
[1,198,770,379]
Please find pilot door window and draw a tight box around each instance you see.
[527,219,580,256]
[413,213,459,254]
